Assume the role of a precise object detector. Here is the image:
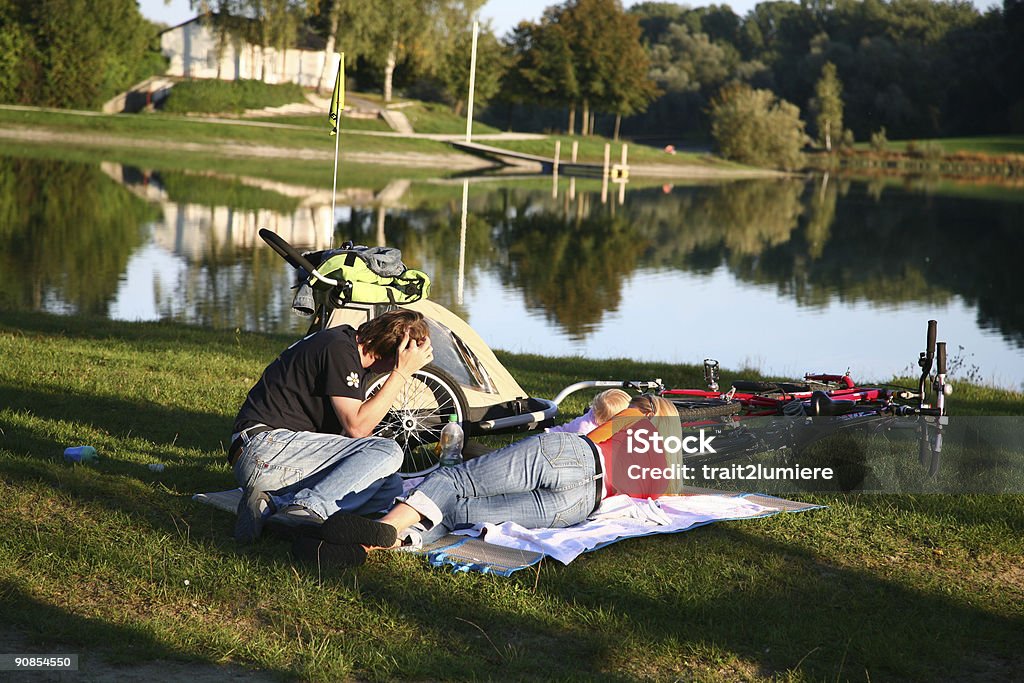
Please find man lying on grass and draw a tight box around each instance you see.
[229,309,433,543]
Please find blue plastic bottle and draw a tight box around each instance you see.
[64,446,99,464]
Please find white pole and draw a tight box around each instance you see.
[330,125,340,247]
[330,53,342,248]
[458,179,469,305]
[465,20,480,143]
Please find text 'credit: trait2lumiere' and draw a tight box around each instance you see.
[624,428,835,482]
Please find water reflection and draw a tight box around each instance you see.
[0,157,155,315]
[1,153,1021,387]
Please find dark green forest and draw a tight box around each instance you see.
[614,0,1024,142]
[490,0,1024,143]
[1,0,1021,146]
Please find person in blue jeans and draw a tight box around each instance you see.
[292,395,680,566]
[230,309,433,543]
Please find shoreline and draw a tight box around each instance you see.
[0,118,783,179]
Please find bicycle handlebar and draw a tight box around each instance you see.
[259,228,339,287]
[552,379,664,406]
[937,342,947,376]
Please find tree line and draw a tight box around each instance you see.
[1,0,1021,170]
[624,0,1023,142]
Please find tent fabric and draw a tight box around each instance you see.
[325,300,528,410]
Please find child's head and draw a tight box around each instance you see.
[591,389,631,424]
[628,393,679,419]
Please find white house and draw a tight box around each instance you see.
[159,14,338,88]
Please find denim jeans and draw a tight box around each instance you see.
[233,429,404,519]
[401,432,599,544]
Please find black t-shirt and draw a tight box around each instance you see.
[233,326,370,436]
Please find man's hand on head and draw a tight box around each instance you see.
[395,331,432,377]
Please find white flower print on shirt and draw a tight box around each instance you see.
[346,372,360,388]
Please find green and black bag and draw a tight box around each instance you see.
[292,245,430,314]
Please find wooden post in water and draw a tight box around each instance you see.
[601,143,610,204]
[569,141,579,200]
[618,143,628,205]
[376,205,386,246]
[552,140,561,198]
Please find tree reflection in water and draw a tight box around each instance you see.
[0,156,156,315]
[3,154,1022,354]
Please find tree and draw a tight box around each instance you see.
[1,0,163,109]
[438,23,509,116]
[647,23,734,93]
[314,0,341,93]
[0,2,30,103]
[710,82,807,170]
[530,0,658,136]
[811,61,843,150]
[503,20,579,132]
[339,0,482,105]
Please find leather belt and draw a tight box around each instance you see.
[227,425,273,466]
[582,436,604,513]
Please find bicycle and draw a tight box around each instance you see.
[656,320,952,478]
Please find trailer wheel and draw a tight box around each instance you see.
[366,366,468,478]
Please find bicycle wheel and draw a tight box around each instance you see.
[365,366,468,478]
[669,397,742,420]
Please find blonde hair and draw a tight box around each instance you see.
[628,394,679,419]
[591,389,631,424]
[629,394,691,495]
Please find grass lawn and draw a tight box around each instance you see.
[0,140,450,193]
[247,114,394,132]
[1,309,1022,680]
[0,105,763,175]
[851,133,1024,156]
[0,107,458,156]
[399,101,501,135]
[861,134,1024,156]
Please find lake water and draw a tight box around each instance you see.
[2,152,1022,390]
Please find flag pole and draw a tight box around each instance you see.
[328,52,345,249]
[331,119,340,248]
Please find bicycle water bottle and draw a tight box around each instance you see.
[64,446,99,464]
[438,414,464,468]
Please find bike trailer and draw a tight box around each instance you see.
[259,229,558,476]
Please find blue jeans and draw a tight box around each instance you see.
[401,432,599,544]
[233,429,404,519]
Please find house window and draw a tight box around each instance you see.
[206,50,218,69]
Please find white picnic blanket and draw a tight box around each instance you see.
[449,493,780,564]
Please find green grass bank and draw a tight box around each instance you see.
[0,105,749,176]
[0,310,1021,681]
